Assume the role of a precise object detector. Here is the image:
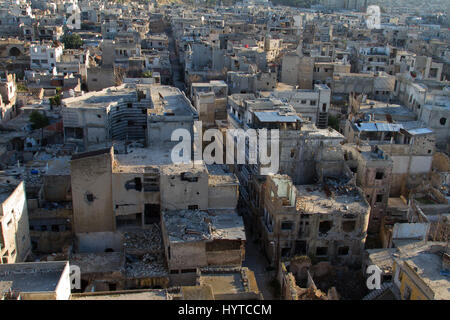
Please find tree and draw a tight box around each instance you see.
[63,34,84,49]
[142,71,153,78]
[327,114,340,131]
[29,111,50,146]
[49,94,61,107]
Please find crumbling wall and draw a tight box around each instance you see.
[160,168,209,211]
[76,232,123,253]
[168,241,207,270]
[207,181,238,209]
[70,150,114,233]
[43,174,71,202]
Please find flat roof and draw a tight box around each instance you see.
[404,128,433,136]
[148,85,197,117]
[63,85,138,109]
[296,182,368,215]
[366,248,397,274]
[207,164,239,186]
[113,146,174,168]
[0,261,68,293]
[198,267,259,296]
[71,289,168,300]
[359,101,415,117]
[162,209,245,243]
[353,122,403,132]
[69,252,125,275]
[254,111,301,123]
[398,242,450,300]
[200,273,244,294]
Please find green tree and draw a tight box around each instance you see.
[49,94,62,107]
[63,34,84,49]
[16,83,28,92]
[142,71,153,78]
[29,111,50,146]
[328,114,340,131]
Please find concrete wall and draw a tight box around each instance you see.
[43,174,71,202]
[76,232,123,253]
[87,66,115,92]
[70,150,115,233]
[169,241,207,270]
[160,168,209,210]
[207,184,238,209]
[0,182,31,263]
[111,171,160,226]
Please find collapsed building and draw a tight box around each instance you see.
[67,144,243,290]
[260,174,370,266]
[62,83,198,151]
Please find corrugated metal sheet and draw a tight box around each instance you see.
[406,128,433,135]
[254,111,301,123]
[354,122,403,132]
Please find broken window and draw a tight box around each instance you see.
[86,193,94,202]
[144,204,160,224]
[181,172,198,182]
[403,285,412,300]
[281,247,291,257]
[181,269,196,273]
[316,247,328,256]
[376,194,383,203]
[188,205,198,210]
[134,177,142,191]
[383,275,392,282]
[319,221,332,234]
[108,283,117,291]
[375,171,384,180]
[294,241,307,255]
[65,127,83,139]
[281,221,293,231]
[338,246,349,255]
[342,220,356,233]
[206,240,241,251]
[115,213,142,228]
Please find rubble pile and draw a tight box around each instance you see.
[123,224,163,251]
[125,253,167,278]
[324,177,359,197]
[164,210,212,242]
